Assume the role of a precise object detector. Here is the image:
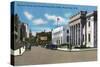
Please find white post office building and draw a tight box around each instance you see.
[52,25,70,45]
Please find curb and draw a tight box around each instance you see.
[57,48,97,52]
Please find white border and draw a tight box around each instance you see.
[0,0,99,67]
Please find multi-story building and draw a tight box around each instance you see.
[84,11,97,47]
[52,25,70,45]
[36,31,52,45]
[11,14,25,56]
[69,11,87,47]
[20,23,27,41]
[24,23,29,38]
[69,11,97,48]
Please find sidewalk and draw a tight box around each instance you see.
[57,48,97,52]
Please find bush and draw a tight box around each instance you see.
[75,45,91,49]
[59,43,72,49]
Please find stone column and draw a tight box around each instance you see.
[80,23,82,47]
[72,26,73,46]
[73,26,75,46]
[76,24,77,47]
[71,26,73,46]
[77,24,79,46]
[78,23,80,47]
[74,25,76,46]
[73,26,74,46]
[85,22,87,47]
[70,26,72,45]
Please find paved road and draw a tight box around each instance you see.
[15,46,97,66]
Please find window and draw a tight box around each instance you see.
[61,37,62,44]
[88,21,90,27]
[88,34,91,42]
[88,17,91,27]
[67,30,69,33]
[67,36,69,42]
[88,18,90,20]
[83,35,84,42]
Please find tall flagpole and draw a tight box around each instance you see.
[57,17,59,27]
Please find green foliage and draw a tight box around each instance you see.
[25,36,36,45]
[59,43,72,49]
[25,38,30,42]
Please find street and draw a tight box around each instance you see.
[14,46,97,66]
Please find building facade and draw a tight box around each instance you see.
[11,14,25,56]
[52,25,70,45]
[24,23,29,38]
[69,11,87,47]
[20,23,27,42]
[84,11,97,47]
[36,31,52,45]
[69,11,97,48]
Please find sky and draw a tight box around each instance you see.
[12,1,97,36]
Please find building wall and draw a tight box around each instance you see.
[52,26,63,45]
[11,46,25,56]
[83,23,86,46]
[83,11,97,48]
[24,24,29,38]
[63,25,70,44]
[52,26,70,45]
[20,23,27,41]
[36,32,51,45]
[14,14,20,43]
[70,21,82,47]
[86,16,94,47]
[69,11,87,47]
[69,11,97,48]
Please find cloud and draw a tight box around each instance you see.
[45,13,57,21]
[45,13,66,25]
[31,26,51,33]
[24,11,33,20]
[38,27,51,32]
[45,28,51,32]
[32,18,47,25]
[31,31,36,36]
[31,27,51,36]
[64,13,72,18]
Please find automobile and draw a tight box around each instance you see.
[45,44,57,50]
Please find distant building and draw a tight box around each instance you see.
[24,24,29,38]
[20,23,27,41]
[52,25,70,45]
[29,30,32,38]
[36,31,52,45]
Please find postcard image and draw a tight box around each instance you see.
[11,1,97,66]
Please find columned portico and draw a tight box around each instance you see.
[69,11,87,48]
[70,23,83,47]
[80,23,82,47]
[69,11,97,48]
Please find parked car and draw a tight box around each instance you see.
[45,44,57,50]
